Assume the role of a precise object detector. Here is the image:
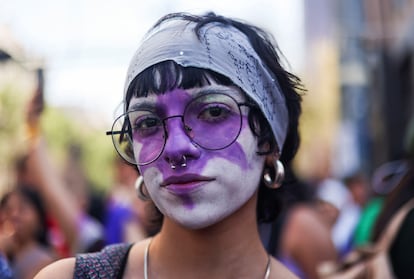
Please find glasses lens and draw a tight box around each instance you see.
[110,94,243,164]
[184,93,242,150]
[127,110,165,165]
[110,113,136,164]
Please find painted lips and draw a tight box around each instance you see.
[161,174,215,195]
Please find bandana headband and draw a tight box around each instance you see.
[125,20,289,151]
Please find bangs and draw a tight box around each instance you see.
[125,60,233,108]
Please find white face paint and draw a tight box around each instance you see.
[134,84,265,229]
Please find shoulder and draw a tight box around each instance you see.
[122,238,153,278]
[283,205,335,252]
[288,204,321,222]
[35,243,135,279]
[34,257,76,279]
[285,205,329,237]
[74,243,133,278]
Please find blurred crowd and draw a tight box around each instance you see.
[1,84,413,279]
[0,89,157,279]
[258,116,414,279]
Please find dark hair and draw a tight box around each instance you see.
[125,12,303,225]
[0,186,50,247]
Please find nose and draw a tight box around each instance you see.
[162,116,200,166]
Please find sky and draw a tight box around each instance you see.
[0,0,305,123]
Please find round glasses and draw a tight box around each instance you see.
[107,93,249,165]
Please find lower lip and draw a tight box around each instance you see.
[165,181,209,195]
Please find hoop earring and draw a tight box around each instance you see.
[135,176,151,201]
[263,160,285,189]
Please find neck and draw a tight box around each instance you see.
[150,194,269,278]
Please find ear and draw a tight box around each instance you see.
[264,153,278,166]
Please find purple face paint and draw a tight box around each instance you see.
[163,174,222,210]
[138,89,250,204]
[131,90,245,166]
[133,83,265,229]
[133,89,193,165]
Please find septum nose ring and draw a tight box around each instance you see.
[170,155,187,169]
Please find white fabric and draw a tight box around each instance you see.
[124,19,288,150]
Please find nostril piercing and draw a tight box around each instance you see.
[181,156,187,167]
[169,155,187,169]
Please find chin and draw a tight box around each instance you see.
[170,211,229,230]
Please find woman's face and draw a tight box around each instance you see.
[2,192,41,242]
[129,82,265,229]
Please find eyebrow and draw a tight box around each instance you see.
[127,101,157,112]
[127,85,244,112]
[192,85,244,101]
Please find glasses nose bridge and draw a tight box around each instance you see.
[162,114,186,136]
[161,113,197,160]
[162,114,184,123]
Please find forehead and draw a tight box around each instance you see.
[128,83,245,110]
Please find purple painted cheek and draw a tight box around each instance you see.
[132,88,192,164]
[154,115,250,174]
[211,116,251,170]
[134,135,165,164]
[139,115,253,212]
[212,139,249,170]
[186,109,241,149]
[173,128,250,211]
[171,116,251,182]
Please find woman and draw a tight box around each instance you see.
[1,186,55,279]
[369,119,414,279]
[36,12,303,278]
[260,165,337,279]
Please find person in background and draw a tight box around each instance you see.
[14,152,71,257]
[0,186,55,279]
[369,117,414,279]
[260,164,337,279]
[36,11,305,278]
[104,157,151,244]
[343,172,369,209]
[0,252,13,279]
[61,143,105,253]
[316,177,360,257]
[21,70,105,255]
[351,168,388,247]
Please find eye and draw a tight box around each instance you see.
[198,104,231,122]
[135,117,160,129]
[132,116,162,137]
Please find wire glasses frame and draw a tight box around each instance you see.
[106,93,251,165]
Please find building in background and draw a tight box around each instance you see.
[363,0,414,165]
[295,0,341,180]
[338,0,414,174]
[299,0,414,180]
